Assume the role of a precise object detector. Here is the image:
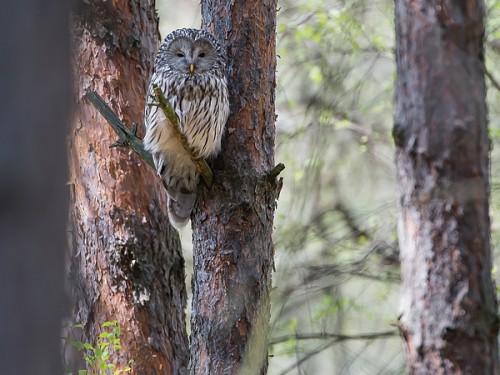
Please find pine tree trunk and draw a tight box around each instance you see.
[68,1,188,374]
[393,1,499,373]
[189,1,279,374]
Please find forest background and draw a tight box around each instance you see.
[157,0,500,374]
[1,1,498,374]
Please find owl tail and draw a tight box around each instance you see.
[167,190,196,230]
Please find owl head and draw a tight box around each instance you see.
[156,28,226,76]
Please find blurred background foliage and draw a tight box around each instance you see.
[157,0,500,373]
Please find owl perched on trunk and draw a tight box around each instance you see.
[144,28,229,230]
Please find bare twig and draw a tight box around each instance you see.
[485,66,500,92]
[270,329,398,345]
[152,85,213,187]
[274,330,399,375]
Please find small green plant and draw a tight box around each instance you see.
[64,320,133,375]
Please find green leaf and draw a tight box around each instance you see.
[287,316,298,331]
[94,347,102,358]
[308,65,323,83]
[99,341,110,350]
[70,340,84,351]
[372,34,385,50]
[84,355,94,367]
[101,347,110,361]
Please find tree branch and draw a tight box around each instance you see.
[270,329,398,345]
[266,163,285,180]
[486,66,500,92]
[85,88,214,187]
[274,330,399,375]
[152,85,213,187]
[84,91,155,168]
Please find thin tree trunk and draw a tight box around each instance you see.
[68,1,188,374]
[393,1,499,373]
[0,1,70,374]
[189,1,279,374]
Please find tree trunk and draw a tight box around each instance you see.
[0,1,70,374]
[189,1,279,374]
[393,1,499,373]
[68,1,188,374]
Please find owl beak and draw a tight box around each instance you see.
[189,63,195,73]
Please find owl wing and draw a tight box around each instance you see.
[143,71,199,229]
[143,72,183,176]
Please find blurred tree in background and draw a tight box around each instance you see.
[157,0,500,373]
[272,1,500,374]
[0,1,70,374]
[394,0,498,372]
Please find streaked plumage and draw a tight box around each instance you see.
[144,28,229,229]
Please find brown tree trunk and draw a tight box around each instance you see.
[68,1,188,374]
[189,1,279,374]
[0,1,70,374]
[393,1,499,373]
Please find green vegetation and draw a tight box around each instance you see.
[64,321,133,375]
[270,0,500,373]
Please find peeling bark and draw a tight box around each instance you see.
[394,1,499,373]
[68,1,188,374]
[189,1,279,374]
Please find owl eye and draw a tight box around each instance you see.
[176,52,185,58]
[198,52,206,58]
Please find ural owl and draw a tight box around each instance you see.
[144,28,229,229]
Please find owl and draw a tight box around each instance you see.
[144,28,229,229]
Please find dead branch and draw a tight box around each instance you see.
[152,85,213,187]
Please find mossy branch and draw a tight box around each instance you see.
[84,91,155,168]
[85,89,213,187]
[152,84,213,187]
[266,163,285,181]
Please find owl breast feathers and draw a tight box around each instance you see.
[144,28,229,230]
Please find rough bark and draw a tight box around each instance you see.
[68,1,188,374]
[393,1,499,373]
[189,1,279,374]
[0,1,70,374]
